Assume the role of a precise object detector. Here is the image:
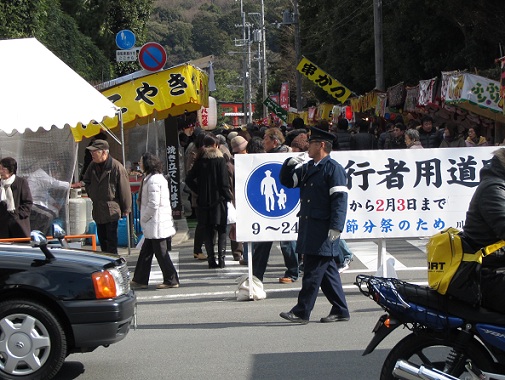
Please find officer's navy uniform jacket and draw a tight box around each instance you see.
[280,154,348,258]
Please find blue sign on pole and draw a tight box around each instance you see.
[116,30,136,50]
[138,42,167,71]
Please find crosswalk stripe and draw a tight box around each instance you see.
[406,239,427,252]
[143,241,427,283]
[347,240,407,270]
[147,252,179,284]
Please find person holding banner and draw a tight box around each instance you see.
[278,127,350,324]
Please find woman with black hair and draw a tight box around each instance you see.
[186,134,233,268]
[131,152,179,290]
[0,157,33,238]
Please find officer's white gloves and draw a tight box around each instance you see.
[328,229,341,242]
[287,153,305,167]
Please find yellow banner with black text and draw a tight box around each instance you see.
[296,56,352,104]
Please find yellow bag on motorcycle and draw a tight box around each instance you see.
[427,227,505,306]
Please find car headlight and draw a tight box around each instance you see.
[92,267,126,298]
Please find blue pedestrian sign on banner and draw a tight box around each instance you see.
[116,30,136,50]
[235,154,303,242]
[246,162,299,218]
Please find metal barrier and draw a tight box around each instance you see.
[131,191,141,236]
[0,234,97,251]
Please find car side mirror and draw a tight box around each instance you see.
[30,230,55,260]
[30,230,48,247]
[52,224,66,240]
[52,223,69,249]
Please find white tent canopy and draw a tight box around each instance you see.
[0,38,119,134]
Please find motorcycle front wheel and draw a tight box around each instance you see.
[380,331,495,380]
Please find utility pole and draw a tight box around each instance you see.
[246,24,253,124]
[261,0,268,118]
[241,0,248,125]
[294,0,302,111]
[373,0,385,91]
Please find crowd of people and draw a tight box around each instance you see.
[175,113,496,290]
[1,112,498,311]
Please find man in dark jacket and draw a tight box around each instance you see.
[332,119,352,151]
[350,119,377,150]
[462,148,505,312]
[418,115,442,148]
[77,139,131,254]
[385,123,407,149]
[279,127,349,324]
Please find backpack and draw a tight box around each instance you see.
[427,227,505,306]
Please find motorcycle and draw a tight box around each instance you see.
[355,274,505,380]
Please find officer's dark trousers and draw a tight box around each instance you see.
[291,254,349,320]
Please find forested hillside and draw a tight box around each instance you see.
[1,0,504,110]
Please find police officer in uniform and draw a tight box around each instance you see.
[278,127,350,324]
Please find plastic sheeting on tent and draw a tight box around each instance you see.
[0,38,122,241]
[0,38,119,140]
[0,128,77,236]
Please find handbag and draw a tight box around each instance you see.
[235,275,267,301]
[226,201,237,224]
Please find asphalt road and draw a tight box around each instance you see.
[56,235,427,380]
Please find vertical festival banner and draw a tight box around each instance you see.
[280,82,290,111]
[499,56,505,113]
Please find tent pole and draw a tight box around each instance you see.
[118,111,131,256]
[97,123,122,145]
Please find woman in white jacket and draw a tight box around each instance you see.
[131,152,179,290]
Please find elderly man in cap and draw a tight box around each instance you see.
[278,127,350,324]
[74,139,131,254]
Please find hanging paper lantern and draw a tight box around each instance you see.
[198,96,217,130]
[345,105,353,121]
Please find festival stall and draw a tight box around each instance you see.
[0,38,120,239]
[80,62,210,229]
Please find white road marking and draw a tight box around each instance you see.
[346,241,407,270]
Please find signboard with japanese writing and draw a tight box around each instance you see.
[280,82,290,110]
[76,64,209,139]
[263,96,288,122]
[443,73,505,122]
[164,117,183,219]
[234,147,495,242]
[116,48,140,62]
[499,57,505,109]
[296,56,352,104]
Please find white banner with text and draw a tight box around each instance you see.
[234,147,496,242]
